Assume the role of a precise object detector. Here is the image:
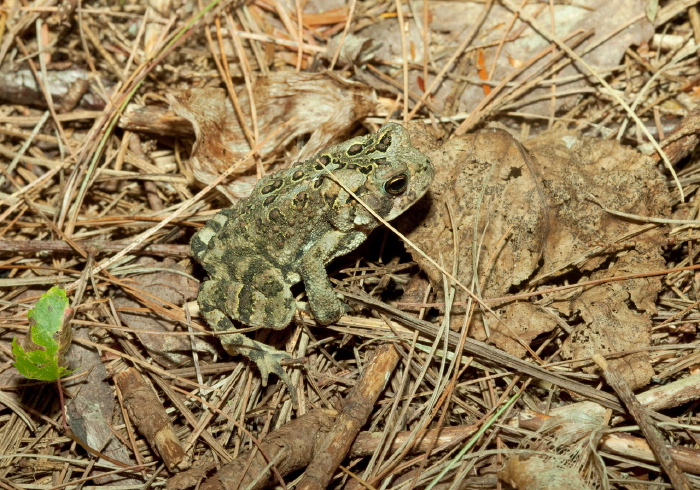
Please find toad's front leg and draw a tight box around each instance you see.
[300,230,366,325]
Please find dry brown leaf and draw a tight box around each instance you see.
[565,285,654,390]
[399,126,549,339]
[527,132,670,388]
[402,127,671,388]
[524,131,671,278]
[492,303,559,359]
[66,327,140,484]
[168,72,376,202]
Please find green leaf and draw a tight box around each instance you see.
[12,286,74,381]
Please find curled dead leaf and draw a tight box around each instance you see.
[167,72,376,203]
[401,127,671,388]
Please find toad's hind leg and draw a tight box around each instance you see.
[236,260,297,329]
[197,277,297,404]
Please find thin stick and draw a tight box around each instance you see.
[593,354,692,489]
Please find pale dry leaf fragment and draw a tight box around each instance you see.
[379,0,653,118]
[323,33,382,66]
[167,72,376,203]
[499,454,592,490]
[303,0,347,14]
[500,402,606,488]
[145,6,167,57]
[360,10,426,65]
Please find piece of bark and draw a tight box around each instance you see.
[655,105,700,166]
[0,68,110,110]
[297,343,401,490]
[166,463,216,490]
[114,367,189,472]
[195,409,337,490]
[600,433,700,476]
[0,239,190,257]
[167,420,476,490]
[120,104,195,138]
[592,354,692,489]
[179,345,401,490]
[349,424,475,459]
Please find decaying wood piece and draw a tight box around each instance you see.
[194,409,336,490]
[655,105,700,166]
[114,367,189,472]
[119,104,197,137]
[167,417,477,490]
[0,239,190,257]
[600,433,700,476]
[349,424,476,459]
[178,344,399,490]
[297,344,401,490]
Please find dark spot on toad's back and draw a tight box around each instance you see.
[347,143,363,155]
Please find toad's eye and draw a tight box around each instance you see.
[384,173,409,195]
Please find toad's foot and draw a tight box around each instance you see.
[220,332,298,405]
[296,295,351,325]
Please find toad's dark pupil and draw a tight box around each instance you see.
[385,174,408,195]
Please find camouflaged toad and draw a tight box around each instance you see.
[191,123,433,399]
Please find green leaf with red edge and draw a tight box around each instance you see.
[12,286,74,381]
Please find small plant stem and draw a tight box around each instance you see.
[56,379,69,433]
